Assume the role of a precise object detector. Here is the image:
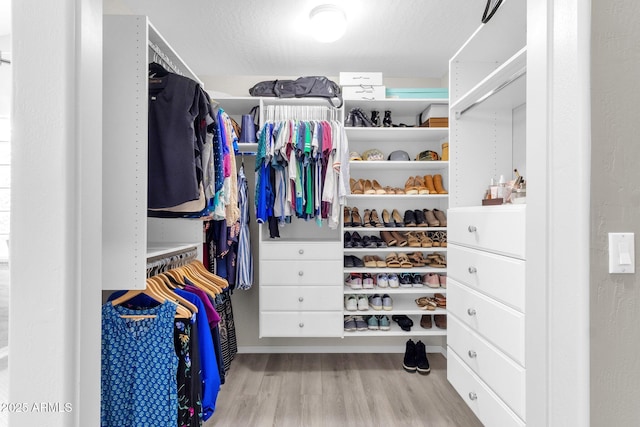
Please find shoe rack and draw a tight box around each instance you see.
[342,98,449,337]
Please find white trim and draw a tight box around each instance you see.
[238,345,447,355]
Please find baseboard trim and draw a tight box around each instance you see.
[238,345,447,355]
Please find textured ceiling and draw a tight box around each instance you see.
[110,0,485,79]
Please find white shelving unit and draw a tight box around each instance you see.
[447,0,527,425]
[102,15,204,290]
[343,98,449,338]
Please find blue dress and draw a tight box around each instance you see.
[101,301,179,427]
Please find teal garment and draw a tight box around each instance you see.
[101,301,179,427]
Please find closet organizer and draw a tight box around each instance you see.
[251,100,349,337]
[102,15,246,426]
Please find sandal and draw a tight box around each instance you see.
[415,297,438,310]
[404,176,419,195]
[398,253,413,268]
[407,252,426,267]
[385,252,401,268]
[373,255,387,268]
[391,231,408,247]
[427,253,447,268]
[404,232,421,248]
[428,231,440,247]
[363,256,377,268]
[437,230,447,247]
[416,231,433,248]
[380,230,397,247]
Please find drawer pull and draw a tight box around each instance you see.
[468,266,477,274]
[468,225,477,232]
[299,323,304,328]
[298,271,304,276]
[469,392,477,401]
[467,308,477,316]
[298,297,304,302]
[299,249,304,255]
[468,350,477,358]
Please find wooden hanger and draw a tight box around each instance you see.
[189,261,230,289]
[147,276,198,314]
[111,278,192,319]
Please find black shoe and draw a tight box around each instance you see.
[371,110,380,127]
[404,210,417,227]
[415,340,431,374]
[392,315,414,332]
[412,273,423,286]
[344,231,353,248]
[344,255,355,268]
[403,339,417,372]
[383,110,392,127]
[414,209,428,227]
[351,231,363,248]
[352,256,365,268]
[362,235,377,248]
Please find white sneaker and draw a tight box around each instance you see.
[344,295,357,311]
[377,273,389,288]
[387,273,399,288]
[357,295,369,311]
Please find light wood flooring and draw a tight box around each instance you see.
[205,352,482,427]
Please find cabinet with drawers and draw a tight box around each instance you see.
[447,0,528,424]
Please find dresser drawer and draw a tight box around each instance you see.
[448,244,525,312]
[260,242,342,260]
[448,350,525,427]
[448,315,526,420]
[260,260,342,286]
[260,312,343,337]
[448,206,525,259]
[260,285,342,311]
[448,279,525,366]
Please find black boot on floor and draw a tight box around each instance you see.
[403,339,417,373]
[415,340,431,374]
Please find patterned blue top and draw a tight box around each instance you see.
[101,301,179,427]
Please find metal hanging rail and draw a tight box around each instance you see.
[456,67,526,119]
[0,51,10,65]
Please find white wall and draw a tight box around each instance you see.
[0,34,10,261]
[591,1,640,424]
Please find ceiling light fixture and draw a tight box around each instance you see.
[309,4,347,43]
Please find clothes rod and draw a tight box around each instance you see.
[455,67,526,119]
[0,51,10,65]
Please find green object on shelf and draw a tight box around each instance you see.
[385,88,449,99]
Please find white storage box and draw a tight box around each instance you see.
[419,103,449,122]
[342,85,386,100]
[339,72,383,86]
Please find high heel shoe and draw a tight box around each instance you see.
[372,179,386,194]
[363,209,373,228]
[383,110,392,127]
[382,209,394,227]
[370,209,383,228]
[371,110,380,127]
[364,180,376,195]
[344,206,353,226]
[351,207,364,227]
[392,209,404,227]
[350,178,364,195]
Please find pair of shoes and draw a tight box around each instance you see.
[344,231,364,248]
[346,207,364,226]
[423,209,440,227]
[344,255,365,268]
[427,231,447,248]
[426,252,447,268]
[402,209,427,227]
[368,294,393,311]
[363,255,386,268]
[367,314,391,330]
[363,209,384,227]
[344,315,368,332]
[405,176,432,195]
[434,314,447,329]
[415,296,438,311]
[399,272,422,287]
[422,174,447,194]
[431,208,447,226]
[345,294,368,311]
[392,315,413,331]
[380,230,408,247]
[362,273,375,289]
[362,235,387,248]
[381,209,405,227]
[404,340,431,374]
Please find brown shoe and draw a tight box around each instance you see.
[420,315,433,329]
[423,209,439,227]
[424,175,437,194]
[392,209,404,226]
[434,314,447,329]
[414,176,429,194]
[404,176,419,194]
[432,209,447,227]
[364,179,376,194]
[370,209,383,227]
[351,207,364,227]
[380,230,397,247]
[372,179,386,194]
[391,231,408,247]
[350,178,364,194]
[433,174,448,194]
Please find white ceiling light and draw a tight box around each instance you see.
[309,4,347,43]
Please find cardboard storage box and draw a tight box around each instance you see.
[343,85,386,100]
[420,118,449,128]
[339,72,383,86]
[386,87,449,99]
[419,103,449,122]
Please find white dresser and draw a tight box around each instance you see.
[447,205,526,426]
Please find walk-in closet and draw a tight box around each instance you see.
[8,0,597,426]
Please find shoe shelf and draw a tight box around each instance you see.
[345,127,448,143]
[345,98,449,117]
[343,324,447,337]
[344,306,447,317]
[349,161,448,171]
[343,226,447,232]
[343,267,447,274]
[343,247,447,253]
[346,194,449,200]
[343,286,446,295]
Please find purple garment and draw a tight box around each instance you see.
[184,282,221,327]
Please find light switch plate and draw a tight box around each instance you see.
[609,233,635,274]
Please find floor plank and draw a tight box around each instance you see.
[206,352,483,427]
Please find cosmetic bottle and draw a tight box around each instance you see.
[496,175,506,199]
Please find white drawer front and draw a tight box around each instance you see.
[448,206,526,259]
[448,279,525,366]
[448,315,526,420]
[260,242,342,260]
[448,244,525,312]
[261,285,342,311]
[448,350,525,427]
[260,260,342,286]
[260,312,342,337]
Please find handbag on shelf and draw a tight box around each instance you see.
[249,76,343,108]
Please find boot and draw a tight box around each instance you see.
[433,174,448,194]
[383,110,392,127]
[415,341,431,374]
[371,110,380,127]
[424,175,437,194]
[403,339,417,373]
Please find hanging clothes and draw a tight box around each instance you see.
[235,164,254,290]
[101,301,179,427]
